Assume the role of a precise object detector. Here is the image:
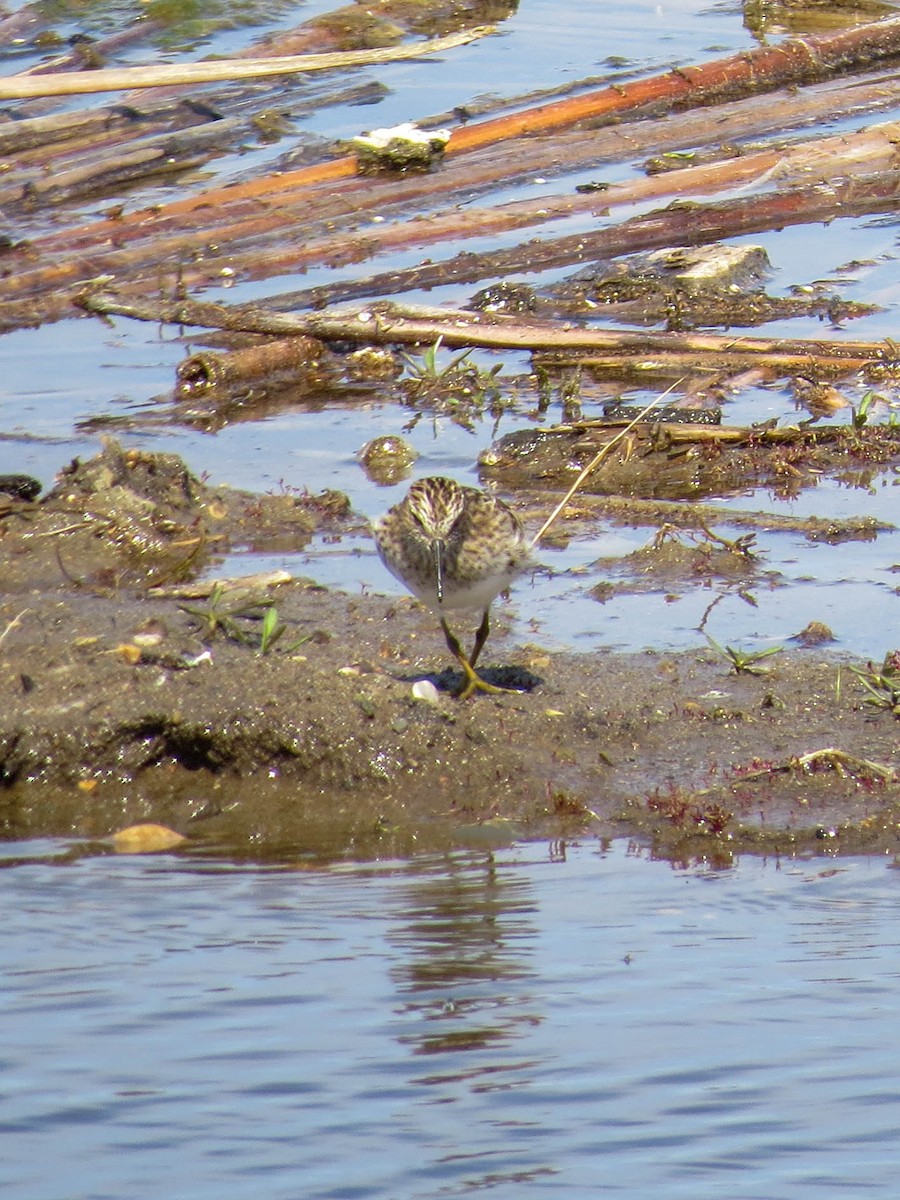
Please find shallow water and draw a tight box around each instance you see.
[3,838,899,1199]
[4,10,900,1191]
[5,0,900,660]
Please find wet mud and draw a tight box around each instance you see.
[483,418,900,502]
[2,443,899,866]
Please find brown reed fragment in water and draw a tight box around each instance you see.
[4,157,893,317]
[19,19,900,256]
[49,16,900,226]
[272,168,900,312]
[3,48,899,332]
[4,122,243,211]
[531,349,883,382]
[47,113,889,294]
[176,336,333,394]
[0,109,148,157]
[139,119,900,293]
[446,13,900,153]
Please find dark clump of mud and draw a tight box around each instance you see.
[482,418,900,502]
[2,443,899,866]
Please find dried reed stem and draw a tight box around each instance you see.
[530,380,685,547]
[0,27,494,99]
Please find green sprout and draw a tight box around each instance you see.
[850,390,875,429]
[845,653,900,716]
[179,584,256,644]
[400,336,505,432]
[181,586,313,655]
[706,634,783,676]
[258,605,285,655]
[401,335,476,382]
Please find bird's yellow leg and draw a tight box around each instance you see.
[440,617,520,700]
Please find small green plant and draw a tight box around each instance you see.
[180,584,254,643]
[400,336,505,432]
[559,365,583,422]
[401,335,471,382]
[535,364,554,413]
[845,652,900,716]
[254,607,315,656]
[258,605,284,655]
[850,389,876,429]
[181,586,311,654]
[705,634,782,675]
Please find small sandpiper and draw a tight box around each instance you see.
[373,476,530,698]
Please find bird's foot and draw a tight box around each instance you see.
[455,658,525,701]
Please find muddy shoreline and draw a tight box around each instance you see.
[2,444,898,864]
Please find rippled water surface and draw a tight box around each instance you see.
[4,839,899,1198]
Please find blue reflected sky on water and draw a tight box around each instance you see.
[2,840,899,1198]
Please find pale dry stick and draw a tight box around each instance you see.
[74,293,897,368]
[794,747,896,781]
[0,608,29,649]
[149,569,293,599]
[33,522,92,537]
[0,27,495,100]
[530,380,685,547]
[735,747,897,783]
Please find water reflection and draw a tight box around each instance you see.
[389,853,539,1058]
[2,843,900,1198]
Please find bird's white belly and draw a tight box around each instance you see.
[425,571,517,612]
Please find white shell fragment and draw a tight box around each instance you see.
[411,679,441,704]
